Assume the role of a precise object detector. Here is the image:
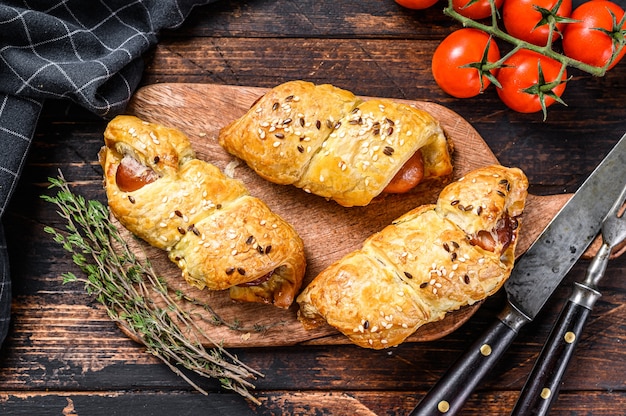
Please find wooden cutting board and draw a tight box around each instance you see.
[118,83,581,348]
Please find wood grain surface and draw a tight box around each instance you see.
[3,1,626,415]
[119,82,571,348]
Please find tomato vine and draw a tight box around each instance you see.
[444,0,625,77]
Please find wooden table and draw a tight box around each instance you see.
[2,1,626,414]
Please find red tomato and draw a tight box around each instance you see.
[432,28,501,98]
[452,0,504,19]
[496,49,567,113]
[395,0,439,9]
[502,0,572,46]
[562,0,626,70]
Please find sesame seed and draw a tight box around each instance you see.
[237,267,246,275]
[128,195,135,204]
[225,267,235,275]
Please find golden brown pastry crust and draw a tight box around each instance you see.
[296,165,528,348]
[218,80,453,207]
[100,115,306,308]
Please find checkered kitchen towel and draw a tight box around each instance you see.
[0,0,219,348]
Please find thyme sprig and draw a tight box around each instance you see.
[41,173,263,404]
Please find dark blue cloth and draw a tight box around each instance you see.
[0,0,219,347]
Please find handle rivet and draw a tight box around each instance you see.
[480,344,492,356]
[437,400,450,413]
[541,387,552,400]
[564,331,576,344]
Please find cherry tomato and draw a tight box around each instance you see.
[452,0,504,19]
[432,28,501,98]
[562,0,626,70]
[395,0,439,9]
[502,0,572,46]
[496,49,567,113]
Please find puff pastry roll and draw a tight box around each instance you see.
[296,165,528,348]
[218,80,453,207]
[100,115,306,308]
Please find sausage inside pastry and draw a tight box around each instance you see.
[100,115,306,308]
[218,80,453,207]
[296,165,528,348]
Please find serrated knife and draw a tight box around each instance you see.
[409,132,626,416]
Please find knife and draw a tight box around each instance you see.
[510,182,626,416]
[409,132,626,416]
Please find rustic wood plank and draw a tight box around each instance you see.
[3,0,626,414]
[4,389,626,416]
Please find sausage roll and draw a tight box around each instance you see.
[296,165,528,348]
[100,115,306,308]
[218,80,453,207]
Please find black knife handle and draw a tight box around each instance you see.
[511,282,601,416]
[409,303,530,416]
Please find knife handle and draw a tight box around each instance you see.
[409,303,529,416]
[510,282,601,416]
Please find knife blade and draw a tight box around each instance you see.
[510,182,626,416]
[409,132,626,416]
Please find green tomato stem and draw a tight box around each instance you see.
[444,0,612,77]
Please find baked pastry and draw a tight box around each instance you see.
[296,165,528,348]
[100,115,306,308]
[218,80,453,207]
